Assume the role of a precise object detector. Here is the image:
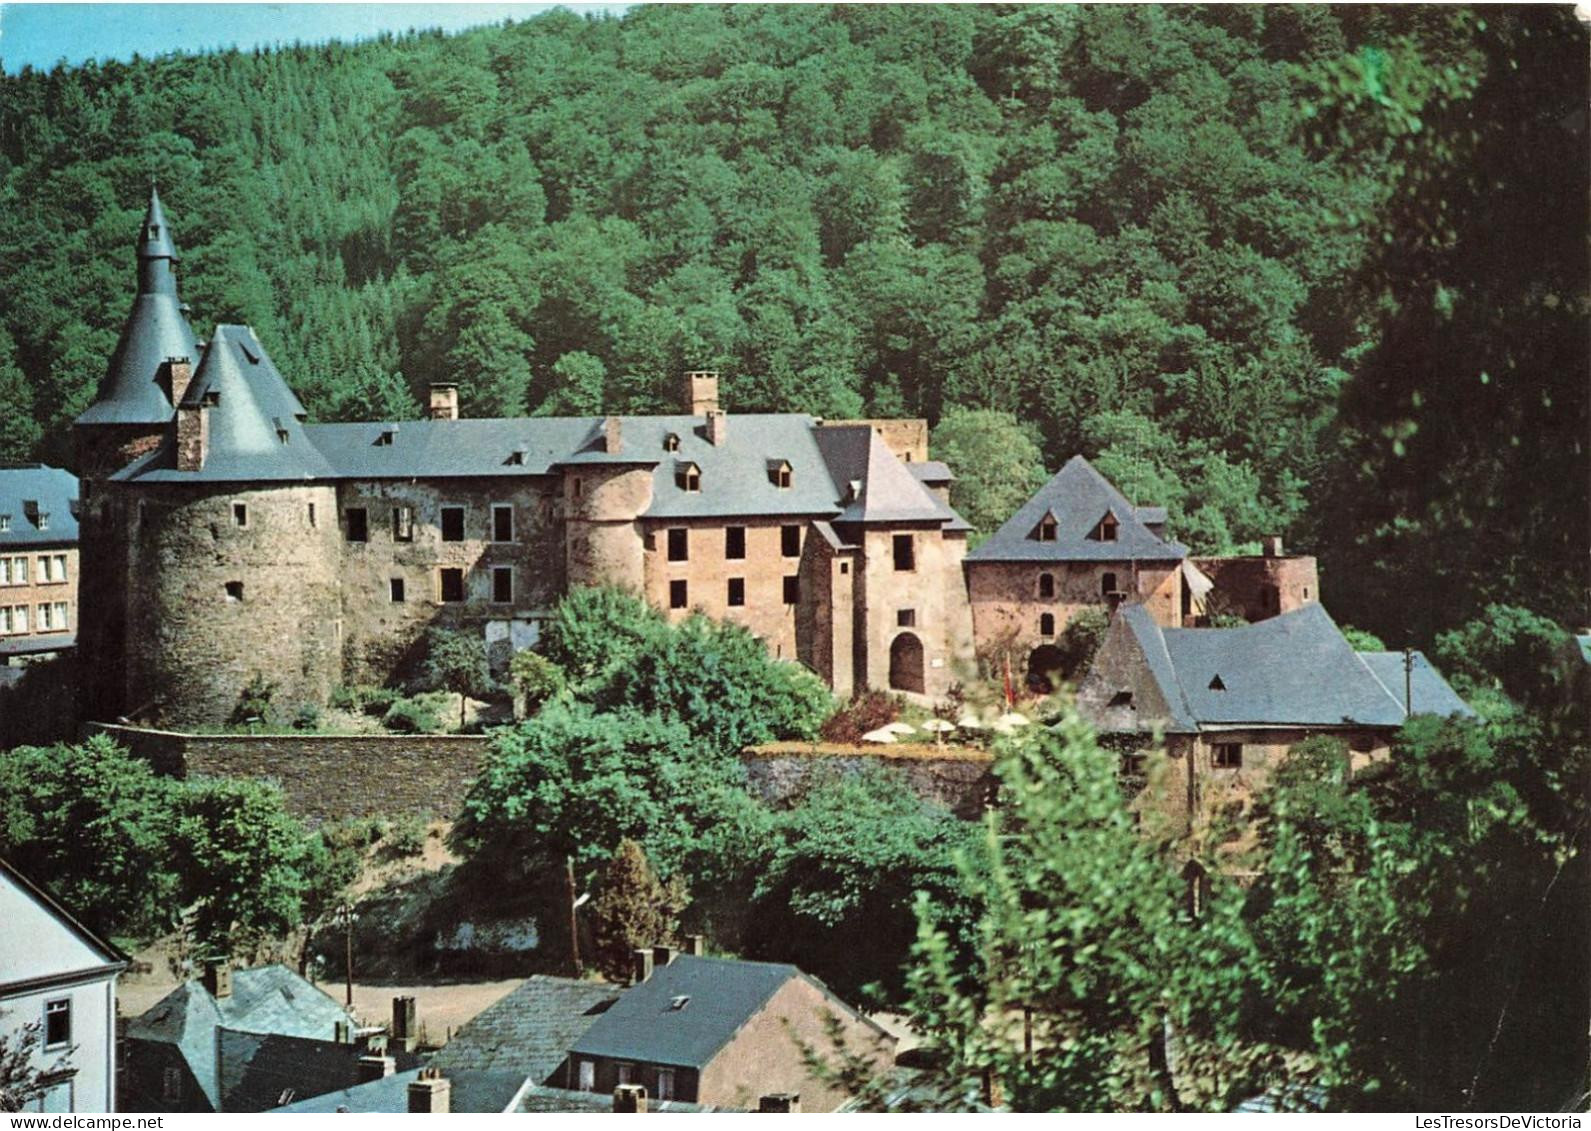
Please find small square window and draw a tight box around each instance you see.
[892,534,915,572]
[1037,516,1058,542]
[781,525,800,558]
[727,578,745,606]
[676,463,701,492]
[345,507,368,542]
[224,581,244,602]
[783,575,800,605]
[389,578,406,603]
[439,568,465,603]
[232,502,248,527]
[840,561,850,575]
[725,526,746,560]
[492,505,514,543]
[441,506,465,542]
[897,609,916,628]
[44,999,70,1048]
[669,579,688,609]
[1212,743,1243,770]
[393,505,414,542]
[667,528,689,562]
[307,503,317,527]
[492,566,513,604]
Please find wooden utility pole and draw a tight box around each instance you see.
[565,856,581,975]
[335,901,356,1008]
[1404,646,1415,718]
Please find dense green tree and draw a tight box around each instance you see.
[587,838,689,982]
[420,625,496,728]
[929,409,1047,537]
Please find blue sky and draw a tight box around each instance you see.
[0,3,628,74]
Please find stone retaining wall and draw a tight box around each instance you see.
[742,741,996,818]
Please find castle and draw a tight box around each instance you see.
[74,192,1314,727]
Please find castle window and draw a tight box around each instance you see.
[840,561,849,574]
[783,576,800,604]
[389,578,406,603]
[676,462,701,493]
[727,578,745,607]
[345,507,368,543]
[1212,742,1243,770]
[202,390,220,407]
[1089,512,1119,543]
[572,478,582,499]
[0,515,10,532]
[768,460,792,489]
[1102,571,1118,596]
[1262,583,1280,613]
[898,609,916,628]
[1040,612,1055,636]
[725,526,746,560]
[492,504,515,543]
[232,503,248,527]
[1036,514,1058,542]
[667,528,689,562]
[224,581,244,602]
[1038,572,1055,599]
[393,505,414,542]
[439,568,465,603]
[669,579,688,609]
[307,503,316,527]
[892,534,915,572]
[492,566,514,604]
[781,525,801,558]
[663,433,680,452]
[1109,690,1134,708]
[441,506,465,542]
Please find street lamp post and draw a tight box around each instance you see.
[334,901,358,1009]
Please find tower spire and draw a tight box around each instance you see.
[137,184,180,294]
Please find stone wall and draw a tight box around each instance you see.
[1193,553,1319,623]
[86,723,488,824]
[742,742,995,818]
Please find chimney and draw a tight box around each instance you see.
[201,960,232,1000]
[1261,535,1283,558]
[163,356,194,406]
[759,1094,801,1113]
[407,1068,450,1114]
[356,1055,395,1083]
[175,404,208,471]
[429,383,459,421]
[602,415,623,454]
[682,934,705,957]
[681,370,719,416]
[705,409,727,447]
[391,996,417,1053]
[652,944,676,969]
[614,1084,648,1113]
[632,948,654,984]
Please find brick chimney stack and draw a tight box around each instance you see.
[164,356,194,406]
[632,949,654,985]
[614,1084,648,1113]
[175,402,208,471]
[356,1055,396,1083]
[759,1094,801,1113]
[651,944,676,969]
[682,934,705,957]
[603,415,623,453]
[429,383,459,421]
[705,409,727,446]
[408,1068,450,1114]
[681,370,719,416]
[391,995,417,1053]
[1261,535,1283,558]
[201,960,232,1000]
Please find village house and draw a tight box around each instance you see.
[0,465,79,669]
[73,190,977,727]
[0,858,127,1114]
[1075,603,1474,839]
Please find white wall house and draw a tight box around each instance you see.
[0,858,127,1113]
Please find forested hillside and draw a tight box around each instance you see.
[0,5,1584,642]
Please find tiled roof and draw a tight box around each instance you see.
[1106,604,1472,733]
[127,965,352,1110]
[428,975,619,1084]
[966,455,1186,563]
[568,955,795,1069]
[0,466,79,546]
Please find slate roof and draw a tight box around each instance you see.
[569,955,797,1069]
[966,455,1186,562]
[0,466,79,547]
[1109,604,1472,733]
[127,965,352,1110]
[268,1068,527,1114]
[0,632,75,658]
[907,460,954,484]
[1359,651,1479,720]
[815,425,962,526]
[428,975,620,1083]
[76,188,196,427]
[512,1083,731,1113]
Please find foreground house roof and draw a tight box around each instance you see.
[0,856,127,994]
[428,975,620,1083]
[1096,603,1474,734]
[966,455,1184,562]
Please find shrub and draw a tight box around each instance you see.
[820,690,904,744]
[291,703,323,731]
[384,813,428,859]
[383,696,444,734]
[510,650,568,714]
[1057,607,1110,679]
[231,672,278,730]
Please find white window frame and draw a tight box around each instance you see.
[43,998,70,1049]
[656,1068,676,1101]
[576,1060,596,1092]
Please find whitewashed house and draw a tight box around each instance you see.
[0,858,127,1112]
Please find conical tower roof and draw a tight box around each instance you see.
[75,187,197,427]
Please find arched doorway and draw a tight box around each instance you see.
[889,632,925,694]
[1026,644,1066,693]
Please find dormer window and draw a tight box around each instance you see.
[506,449,526,466]
[847,478,862,503]
[675,462,701,492]
[1035,513,1059,542]
[767,459,792,489]
[146,224,160,241]
[1088,512,1120,543]
[273,417,291,444]
[374,427,397,447]
[0,515,9,533]
[663,432,681,452]
[202,390,220,407]
[1208,675,1226,692]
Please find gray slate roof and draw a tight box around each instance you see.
[76,189,196,427]
[428,975,620,1083]
[815,425,961,526]
[268,1068,528,1114]
[1112,604,1471,733]
[966,455,1186,562]
[127,965,352,1110]
[0,466,79,547]
[512,1083,731,1113]
[568,955,796,1069]
[1359,651,1479,720]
